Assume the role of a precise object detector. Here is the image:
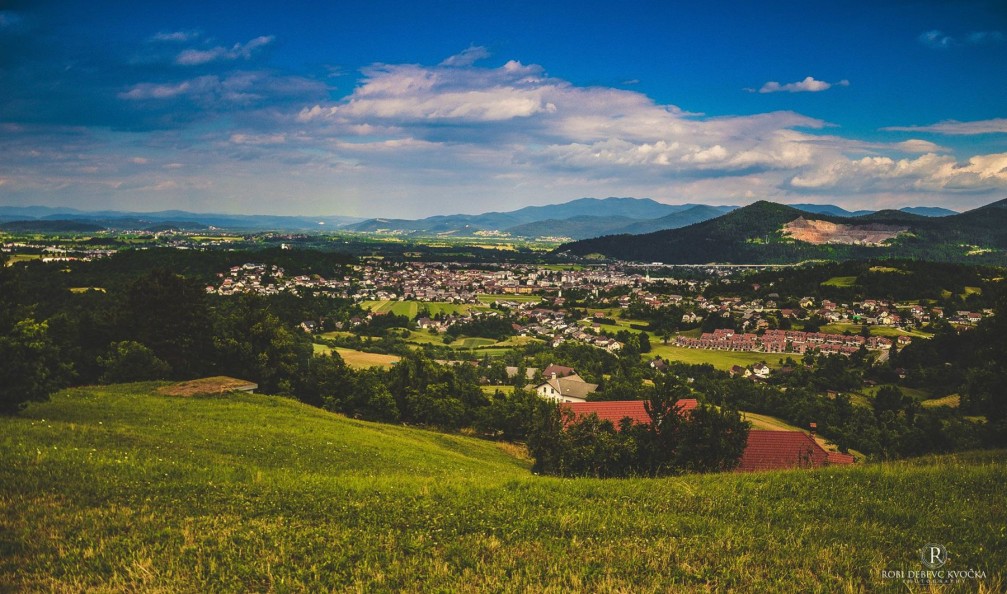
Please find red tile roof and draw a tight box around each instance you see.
[737,430,854,472]
[562,399,698,428]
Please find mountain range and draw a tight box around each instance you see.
[0,206,365,232]
[0,198,959,238]
[556,198,1007,265]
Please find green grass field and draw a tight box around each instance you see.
[404,331,543,353]
[4,254,42,265]
[651,343,775,371]
[360,300,482,319]
[1,385,1004,592]
[821,276,858,287]
[922,394,962,408]
[475,294,543,304]
[313,344,401,369]
[819,323,931,339]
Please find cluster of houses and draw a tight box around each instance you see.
[676,328,898,356]
[511,309,625,352]
[2,242,114,264]
[207,261,672,304]
[209,263,352,297]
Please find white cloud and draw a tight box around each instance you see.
[150,30,199,43]
[119,80,194,100]
[176,35,274,66]
[919,30,955,49]
[756,76,849,94]
[25,46,1007,217]
[440,46,491,67]
[882,118,1007,135]
[920,30,1004,49]
[893,139,946,153]
[119,71,325,109]
[789,152,1007,192]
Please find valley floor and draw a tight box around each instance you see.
[1,385,1004,592]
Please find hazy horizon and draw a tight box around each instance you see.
[0,195,975,220]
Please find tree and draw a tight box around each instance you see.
[638,376,688,475]
[98,340,171,384]
[299,352,355,408]
[214,296,312,394]
[638,331,652,353]
[0,319,70,414]
[675,403,749,472]
[121,269,214,378]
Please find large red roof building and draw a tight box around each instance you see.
[560,400,854,472]
[737,430,854,472]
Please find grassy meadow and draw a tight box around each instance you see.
[312,345,401,369]
[650,343,775,371]
[2,384,1005,592]
[821,275,858,287]
[360,300,484,319]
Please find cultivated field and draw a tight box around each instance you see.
[650,343,775,370]
[819,323,931,339]
[821,275,858,287]
[360,300,482,318]
[313,344,400,369]
[1,385,1004,592]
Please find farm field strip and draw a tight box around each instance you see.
[650,343,776,370]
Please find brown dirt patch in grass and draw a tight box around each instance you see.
[157,376,258,397]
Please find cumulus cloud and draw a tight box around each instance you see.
[293,55,838,181]
[882,118,1007,135]
[176,35,274,65]
[920,30,1004,49]
[15,38,1007,217]
[789,152,1007,192]
[755,76,849,93]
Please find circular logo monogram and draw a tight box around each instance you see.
[921,543,948,569]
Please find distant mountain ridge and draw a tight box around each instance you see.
[555,198,1007,264]
[0,199,960,237]
[0,207,366,232]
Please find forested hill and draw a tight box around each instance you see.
[555,198,1007,264]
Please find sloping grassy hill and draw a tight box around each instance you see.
[2,384,1005,592]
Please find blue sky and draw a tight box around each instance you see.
[1,0,1006,217]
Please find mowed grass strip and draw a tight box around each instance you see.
[819,323,931,339]
[1,386,1004,592]
[821,276,858,287]
[650,343,775,371]
[313,344,400,369]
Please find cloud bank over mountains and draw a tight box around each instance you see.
[1,8,1005,217]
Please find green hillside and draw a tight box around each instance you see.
[2,384,1005,592]
[557,198,1007,264]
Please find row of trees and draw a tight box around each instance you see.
[528,377,749,478]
